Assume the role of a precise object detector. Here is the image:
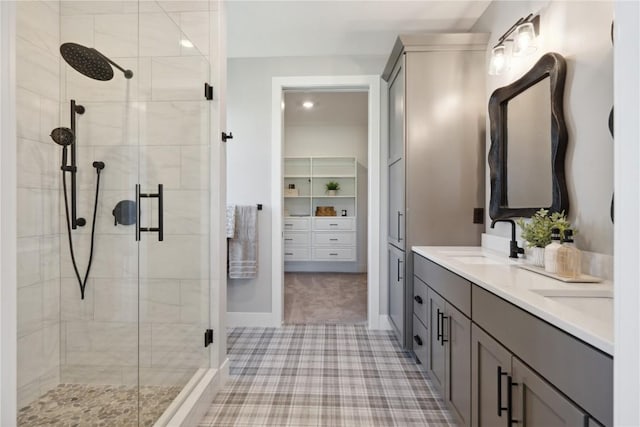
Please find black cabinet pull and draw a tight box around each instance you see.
[437,309,442,343]
[136,184,164,242]
[285,252,293,256]
[397,259,403,281]
[441,313,449,346]
[414,295,423,304]
[507,375,519,426]
[397,211,403,241]
[413,335,423,346]
[498,366,509,417]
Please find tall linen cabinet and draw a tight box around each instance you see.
[382,34,488,349]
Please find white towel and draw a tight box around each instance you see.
[226,205,236,238]
[228,205,258,279]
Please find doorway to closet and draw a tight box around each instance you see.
[282,91,369,324]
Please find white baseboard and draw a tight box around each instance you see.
[162,358,230,427]
[376,315,393,331]
[227,311,281,327]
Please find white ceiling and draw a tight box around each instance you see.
[226,0,492,58]
[284,91,368,126]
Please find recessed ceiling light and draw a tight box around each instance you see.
[302,101,314,109]
[180,39,194,48]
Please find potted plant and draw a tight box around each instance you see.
[516,209,572,267]
[325,181,340,196]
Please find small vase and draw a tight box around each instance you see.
[327,190,337,196]
[525,246,545,267]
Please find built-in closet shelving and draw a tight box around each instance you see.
[283,157,357,262]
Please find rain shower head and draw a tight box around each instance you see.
[50,127,75,146]
[60,42,133,81]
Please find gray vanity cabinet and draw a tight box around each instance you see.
[471,325,512,427]
[471,324,588,427]
[418,256,472,427]
[446,303,472,427]
[427,289,446,394]
[511,357,588,427]
[388,245,405,339]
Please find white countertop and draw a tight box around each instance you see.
[412,246,614,356]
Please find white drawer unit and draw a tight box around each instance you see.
[283,217,310,231]
[312,247,355,261]
[312,232,355,246]
[284,246,310,261]
[312,217,355,231]
[284,232,310,246]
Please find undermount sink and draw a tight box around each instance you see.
[450,255,512,265]
[531,288,613,323]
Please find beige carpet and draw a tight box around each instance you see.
[284,272,367,324]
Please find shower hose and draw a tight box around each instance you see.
[61,158,102,300]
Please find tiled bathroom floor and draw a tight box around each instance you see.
[17,384,181,427]
[200,324,455,427]
[284,273,367,324]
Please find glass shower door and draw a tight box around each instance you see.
[136,2,212,424]
[51,2,211,426]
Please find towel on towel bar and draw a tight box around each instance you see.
[226,205,236,238]
[228,205,258,279]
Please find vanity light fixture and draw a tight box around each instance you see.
[489,13,540,75]
[302,101,314,109]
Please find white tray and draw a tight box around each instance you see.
[518,264,602,283]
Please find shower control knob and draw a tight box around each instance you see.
[222,132,234,142]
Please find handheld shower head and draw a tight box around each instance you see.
[50,127,75,146]
[60,42,133,81]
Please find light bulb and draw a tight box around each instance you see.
[180,39,194,48]
[489,45,508,75]
[513,22,536,56]
[302,101,314,109]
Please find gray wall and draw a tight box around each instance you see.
[226,55,385,314]
[473,0,614,254]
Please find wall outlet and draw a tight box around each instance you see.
[473,208,484,224]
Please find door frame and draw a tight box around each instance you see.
[271,75,384,329]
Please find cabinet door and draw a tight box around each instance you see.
[388,245,405,343]
[512,357,588,427]
[428,288,446,396]
[388,159,405,247]
[388,61,404,164]
[446,303,472,427]
[471,324,512,427]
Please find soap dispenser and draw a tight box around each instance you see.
[544,227,562,273]
[556,229,581,279]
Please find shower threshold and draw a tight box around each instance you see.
[17,384,181,427]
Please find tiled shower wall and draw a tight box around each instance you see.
[16,0,62,409]
[57,1,211,388]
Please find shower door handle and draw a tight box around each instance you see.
[136,184,164,242]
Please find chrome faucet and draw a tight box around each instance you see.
[490,219,525,259]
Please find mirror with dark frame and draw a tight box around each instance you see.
[488,52,569,220]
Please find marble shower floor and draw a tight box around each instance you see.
[284,272,367,324]
[17,384,181,427]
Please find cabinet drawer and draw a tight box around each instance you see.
[284,232,309,246]
[413,277,428,326]
[283,217,310,231]
[413,314,428,366]
[312,247,355,261]
[312,217,355,231]
[414,254,470,316]
[284,246,310,261]
[312,232,355,246]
